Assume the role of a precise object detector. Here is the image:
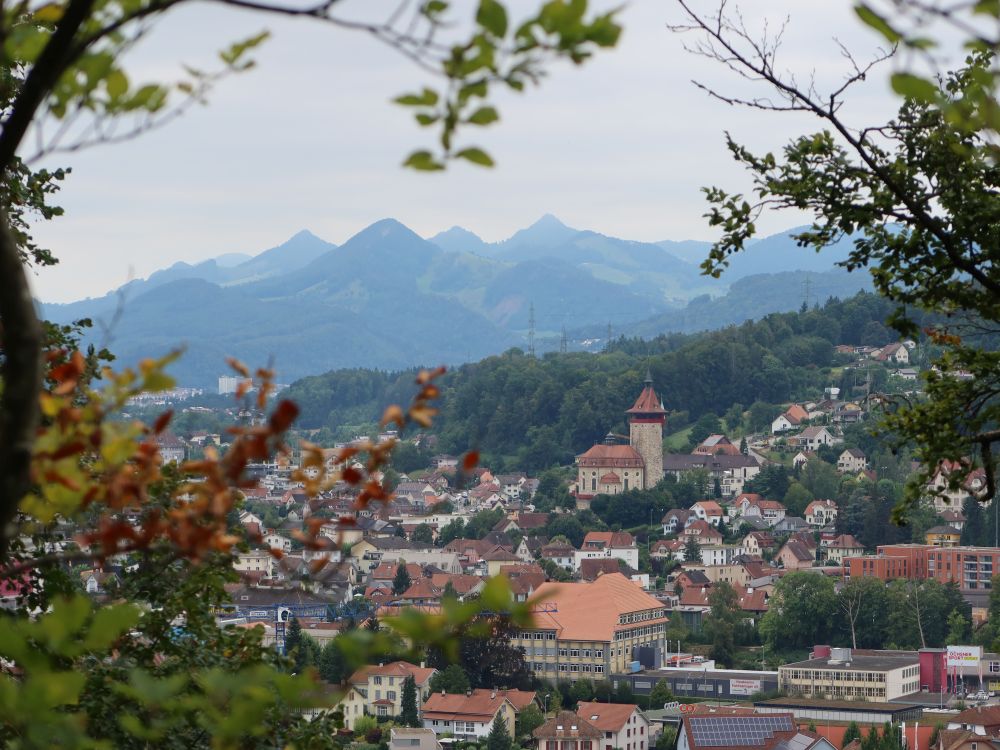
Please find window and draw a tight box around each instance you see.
[374,676,383,685]
[388,691,396,701]
[377,706,388,716]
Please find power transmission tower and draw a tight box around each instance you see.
[528,302,536,357]
[560,325,568,354]
[606,322,613,352]
[801,275,813,309]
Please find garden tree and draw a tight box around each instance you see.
[570,678,594,703]
[354,715,379,736]
[591,485,675,530]
[760,572,837,650]
[905,500,940,544]
[649,679,674,708]
[745,465,789,500]
[843,722,862,748]
[928,723,943,750]
[684,535,701,563]
[0,0,624,744]
[656,727,678,750]
[437,518,466,547]
[593,680,612,703]
[739,436,748,455]
[539,557,573,582]
[614,681,635,704]
[393,563,412,595]
[516,705,545,741]
[428,664,470,695]
[689,412,723,447]
[704,581,742,667]
[946,609,971,645]
[319,637,348,684]
[800,460,840,502]
[412,523,434,545]
[284,617,304,666]
[961,496,987,546]
[747,401,781,433]
[782,482,813,518]
[671,1,1000,518]
[838,576,888,650]
[488,714,513,750]
[861,727,881,750]
[545,514,587,548]
[884,579,969,648]
[465,508,506,539]
[442,580,459,601]
[881,723,902,750]
[724,402,744,432]
[399,675,420,727]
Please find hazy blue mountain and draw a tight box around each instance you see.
[428,226,491,255]
[619,268,874,340]
[213,252,253,267]
[41,215,878,387]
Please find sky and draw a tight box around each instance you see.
[27,0,911,303]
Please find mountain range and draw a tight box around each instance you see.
[40,215,872,387]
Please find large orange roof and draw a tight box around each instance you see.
[578,444,643,463]
[526,573,665,641]
[576,702,641,732]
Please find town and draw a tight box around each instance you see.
[55,334,993,750]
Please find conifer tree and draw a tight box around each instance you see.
[842,721,862,748]
[284,616,303,664]
[319,638,348,684]
[393,563,412,595]
[487,714,512,750]
[400,674,420,727]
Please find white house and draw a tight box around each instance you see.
[575,532,640,571]
[794,426,840,450]
[837,448,868,474]
[576,702,650,750]
[698,545,741,566]
[805,500,838,528]
[689,501,725,527]
[422,690,521,741]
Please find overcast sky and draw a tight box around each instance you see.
[28,0,909,303]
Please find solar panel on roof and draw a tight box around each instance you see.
[688,715,794,747]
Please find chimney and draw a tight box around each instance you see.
[491,691,497,699]
[420,661,426,669]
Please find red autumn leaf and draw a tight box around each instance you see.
[463,451,479,471]
[380,404,405,429]
[49,440,87,461]
[342,467,363,484]
[269,400,299,432]
[226,357,250,377]
[152,410,173,434]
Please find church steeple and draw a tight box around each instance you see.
[627,373,665,488]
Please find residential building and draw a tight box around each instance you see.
[533,711,602,750]
[926,526,962,547]
[873,342,910,365]
[692,435,741,457]
[734,495,786,528]
[576,702,649,750]
[742,531,775,558]
[678,712,836,750]
[947,705,1000,736]
[698,545,741,566]
[661,510,693,535]
[926,460,988,513]
[837,448,868,474]
[342,661,437,724]
[772,404,809,434]
[779,647,921,702]
[662,454,761,499]
[777,538,815,570]
[234,549,275,578]
[541,542,576,572]
[690,501,725,527]
[511,573,668,679]
[389,728,442,750]
[682,520,723,546]
[822,534,864,564]
[805,500,838,528]
[650,539,685,562]
[793,426,840,451]
[576,532,639,571]
[843,544,1000,591]
[422,689,518,741]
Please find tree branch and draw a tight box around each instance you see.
[0,212,42,563]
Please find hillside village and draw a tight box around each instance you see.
[50,330,1000,750]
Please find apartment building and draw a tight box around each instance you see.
[843,544,1000,591]
[511,573,667,680]
[339,661,437,727]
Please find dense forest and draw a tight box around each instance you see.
[285,291,924,470]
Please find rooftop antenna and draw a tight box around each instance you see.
[528,302,536,358]
[560,324,568,354]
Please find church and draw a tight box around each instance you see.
[574,373,665,507]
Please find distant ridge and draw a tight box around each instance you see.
[40,216,870,386]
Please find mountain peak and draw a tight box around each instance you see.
[429,225,489,254]
[502,213,579,249]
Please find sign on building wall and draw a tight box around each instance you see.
[730,679,762,696]
[947,645,983,667]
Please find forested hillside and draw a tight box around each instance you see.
[288,291,921,470]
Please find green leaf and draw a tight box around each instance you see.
[394,88,439,107]
[454,147,494,167]
[466,106,499,125]
[83,604,141,651]
[106,69,128,99]
[854,5,901,43]
[477,0,508,37]
[402,150,445,171]
[890,72,939,103]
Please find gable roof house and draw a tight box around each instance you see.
[575,702,649,750]
[533,711,603,750]
[678,713,835,750]
[777,538,816,570]
[805,500,838,528]
[661,509,693,535]
[772,404,809,434]
[837,448,868,474]
[422,689,521,741]
[793,426,841,450]
[682,520,723,546]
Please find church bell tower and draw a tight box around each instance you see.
[627,371,666,489]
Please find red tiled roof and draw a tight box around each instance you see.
[577,445,644,466]
[421,689,511,722]
[576,702,641,732]
[626,382,666,415]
